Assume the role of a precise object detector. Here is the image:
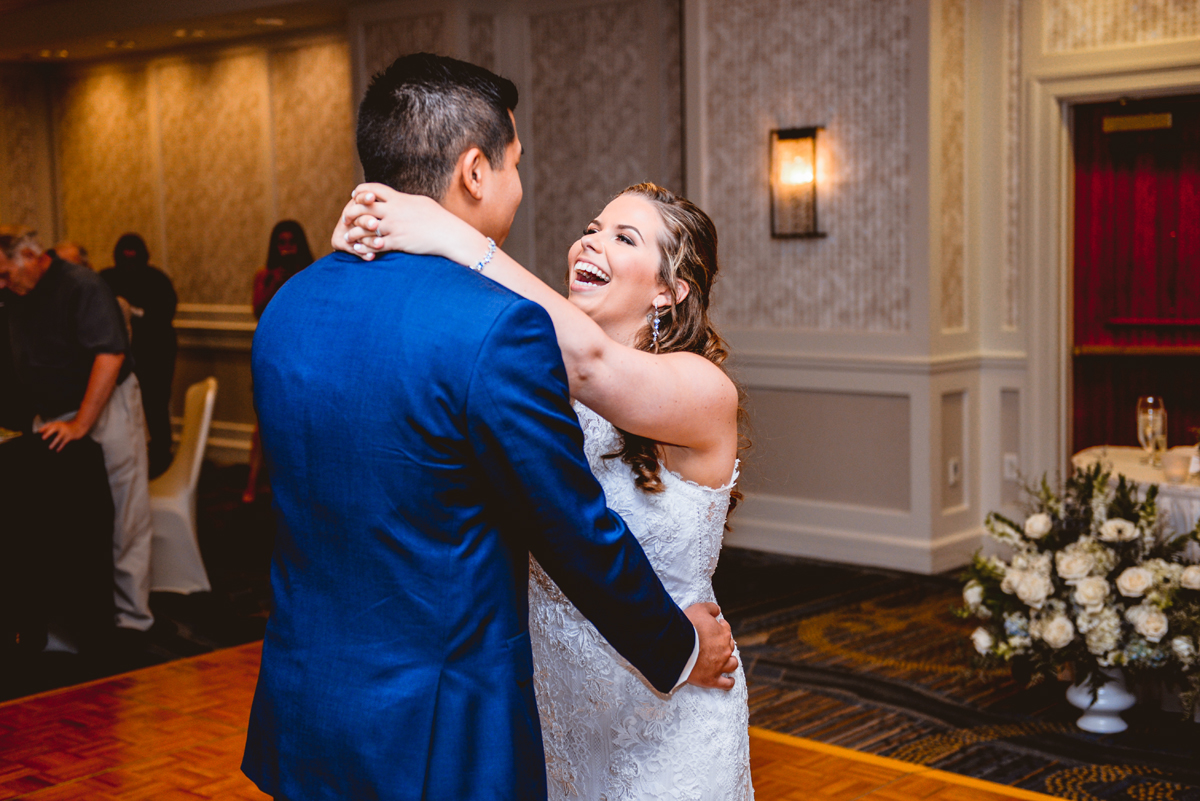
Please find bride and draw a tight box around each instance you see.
[336,181,753,800]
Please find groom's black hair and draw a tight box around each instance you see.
[357,52,519,200]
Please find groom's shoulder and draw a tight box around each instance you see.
[274,250,546,337]
[304,251,521,302]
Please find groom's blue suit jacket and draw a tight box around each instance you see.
[241,251,696,800]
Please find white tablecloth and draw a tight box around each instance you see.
[1072,446,1200,555]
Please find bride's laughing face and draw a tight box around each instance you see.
[566,194,674,346]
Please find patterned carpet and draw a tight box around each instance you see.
[712,548,1200,801]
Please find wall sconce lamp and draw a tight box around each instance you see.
[770,127,825,238]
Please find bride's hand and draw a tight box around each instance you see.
[331,183,485,265]
[331,187,387,259]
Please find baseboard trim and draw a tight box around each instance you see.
[726,515,982,575]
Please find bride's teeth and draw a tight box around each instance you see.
[575,262,609,284]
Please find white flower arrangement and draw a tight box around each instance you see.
[956,463,1200,712]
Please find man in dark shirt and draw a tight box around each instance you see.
[99,234,178,479]
[0,298,29,432]
[0,226,155,635]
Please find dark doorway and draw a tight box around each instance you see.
[1072,93,1200,453]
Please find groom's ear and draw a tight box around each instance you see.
[456,147,488,202]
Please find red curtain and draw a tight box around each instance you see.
[1073,95,1200,451]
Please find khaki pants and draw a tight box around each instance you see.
[89,375,155,631]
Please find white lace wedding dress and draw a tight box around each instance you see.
[529,403,753,801]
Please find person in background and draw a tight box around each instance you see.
[57,241,133,340]
[252,220,313,318]
[243,220,313,503]
[100,234,178,479]
[0,285,26,433]
[0,226,154,638]
[53,241,89,270]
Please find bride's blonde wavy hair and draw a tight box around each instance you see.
[596,182,748,519]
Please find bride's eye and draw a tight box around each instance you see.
[617,234,634,245]
[584,227,599,236]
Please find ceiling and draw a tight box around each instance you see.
[0,0,351,63]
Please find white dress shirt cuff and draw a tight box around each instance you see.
[672,628,701,691]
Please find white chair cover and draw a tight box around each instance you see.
[148,377,217,593]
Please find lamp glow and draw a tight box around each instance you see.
[781,155,814,186]
[770,127,825,238]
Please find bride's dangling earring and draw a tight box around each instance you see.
[650,305,664,352]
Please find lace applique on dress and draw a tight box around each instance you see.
[529,403,753,800]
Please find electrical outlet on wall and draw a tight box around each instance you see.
[1003,452,1019,481]
[947,457,961,488]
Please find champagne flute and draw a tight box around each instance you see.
[1151,410,1168,467]
[1137,396,1164,463]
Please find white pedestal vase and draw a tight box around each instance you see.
[1066,667,1136,733]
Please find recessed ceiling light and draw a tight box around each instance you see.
[120,41,134,49]
[174,29,188,38]
[39,49,51,57]
[255,17,286,26]
[58,50,69,57]
[192,30,206,37]
[106,40,119,48]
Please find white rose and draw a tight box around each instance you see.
[1181,565,1200,591]
[1098,518,1138,542]
[1087,625,1120,655]
[1072,576,1109,612]
[1000,569,1021,595]
[1130,605,1168,643]
[971,627,994,655]
[963,580,984,607]
[1024,513,1053,539]
[1008,635,1032,651]
[1171,636,1196,663]
[1056,550,1094,582]
[1116,566,1154,598]
[1041,615,1075,649]
[1015,572,1054,609]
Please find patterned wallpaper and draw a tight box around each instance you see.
[56,67,161,274]
[54,37,356,306]
[270,40,356,270]
[1044,0,1200,52]
[939,0,966,332]
[1004,0,1021,331]
[661,2,684,195]
[361,13,447,83]
[0,69,44,230]
[156,53,273,307]
[528,0,682,287]
[705,0,911,332]
[469,14,496,72]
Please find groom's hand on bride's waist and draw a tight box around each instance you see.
[683,603,738,691]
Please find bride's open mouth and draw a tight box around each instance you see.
[572,260,610,288]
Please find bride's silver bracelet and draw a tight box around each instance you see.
[471,237,496,273]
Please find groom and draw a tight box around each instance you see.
[242,53,736,801]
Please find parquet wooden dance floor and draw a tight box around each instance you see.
[1,642,1059,801]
